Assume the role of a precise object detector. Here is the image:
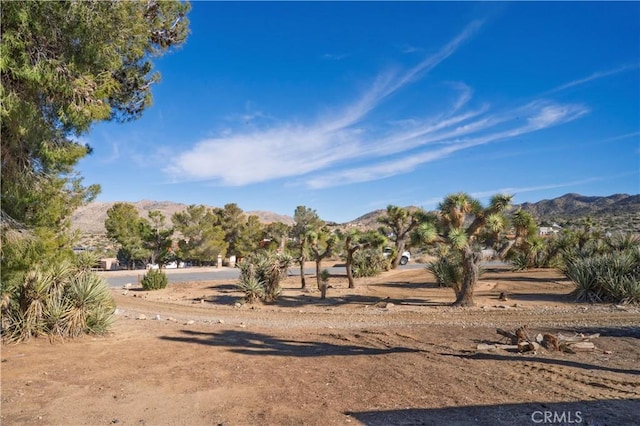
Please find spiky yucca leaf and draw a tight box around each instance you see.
[426,255,463,292]
[485,213,506,234]
[64,273,115,337]
[74,251,100,272]
[237,275,265,304]
[448,228,468,250]
[21,270,53,339]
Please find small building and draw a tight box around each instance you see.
[539,223,562,236]
[99,258,119,271]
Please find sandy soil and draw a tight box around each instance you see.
[2,265,639,425]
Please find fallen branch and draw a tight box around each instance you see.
[478,327,600,354]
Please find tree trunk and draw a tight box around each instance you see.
[391,240,406,269]
[453,247,480,307]
[497,239,515,260]
[315,259,322,290]
[299,254,306,289]
[346,248,355,289]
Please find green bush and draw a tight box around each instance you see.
[351,248,389,278]
[141,269,168,290]
[1,261,115,343]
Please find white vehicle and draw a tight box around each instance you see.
[383,247,411,265]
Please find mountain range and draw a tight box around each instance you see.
[71,193,640,235]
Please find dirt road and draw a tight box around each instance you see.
[2,267,639,425]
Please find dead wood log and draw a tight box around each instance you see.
[515,325,531,343]
[560,341,596,353]
[477,343,520,351]
[557,333,600,343]
[496,328,518,344]
[542,334,559,351]
[518,341,541,353]
[496,326,530,344]
[492,328,599,354]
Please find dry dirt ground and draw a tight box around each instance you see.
[2,265,640,425]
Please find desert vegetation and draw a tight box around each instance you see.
[140,269,169,291]
[1,1,189,342]
[2,0,638,349]
[1,255,115,343]
[237,251,293,302]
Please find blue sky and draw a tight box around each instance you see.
[78,2,640,223]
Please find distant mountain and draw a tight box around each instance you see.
[71,200,294,234]
[340,193,640,233]
[518,193,639,218]
[517,193,640,233]
[72,193,640,236]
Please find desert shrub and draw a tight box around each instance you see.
[606,231,640,251]
[426,248,485,294]
[563,247,640,304]
[65,273,116,336]
[427,255,463,289]
[237,252,292,302]
[508,251,530,272]
[236,275,265,304]
[1,261,115,343]
[141,269,168,290]
[351,248,389,278]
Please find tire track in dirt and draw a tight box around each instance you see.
[518,362,640,399]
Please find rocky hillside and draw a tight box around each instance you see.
[518,193,640,233]
[71,200,294,234]
[71,193,640,236]
[341,193,640,233]
[519,193,639,218]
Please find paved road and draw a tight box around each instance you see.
[101,263,426,287]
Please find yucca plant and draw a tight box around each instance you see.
[427,254,463,292]
[2,263,116,343]
[508,251,530,272]
[563,256,600,302]
[44,295,70,341]
[65,273,116,337]
[237,275,265,304]
[20,270,53,340]
[237,252,292,302]
[563,247,640,304]
[74,251,100,272]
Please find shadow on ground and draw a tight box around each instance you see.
[441,351,640,376]
[347,399,640,426]
[159,329,422,357]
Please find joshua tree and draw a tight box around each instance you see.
[377,205,428,269]
[308,227,338,290]
[340,229,386,288]
[415,192,512,307]
[290,206,324,289]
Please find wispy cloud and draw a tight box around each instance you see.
[544,64,639,95]
[468,178,603,200]
[600,131,640,143]
[165,19,588,190]
[304,101,588,189]
[400,45,424,54]
[322,53,350,61]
